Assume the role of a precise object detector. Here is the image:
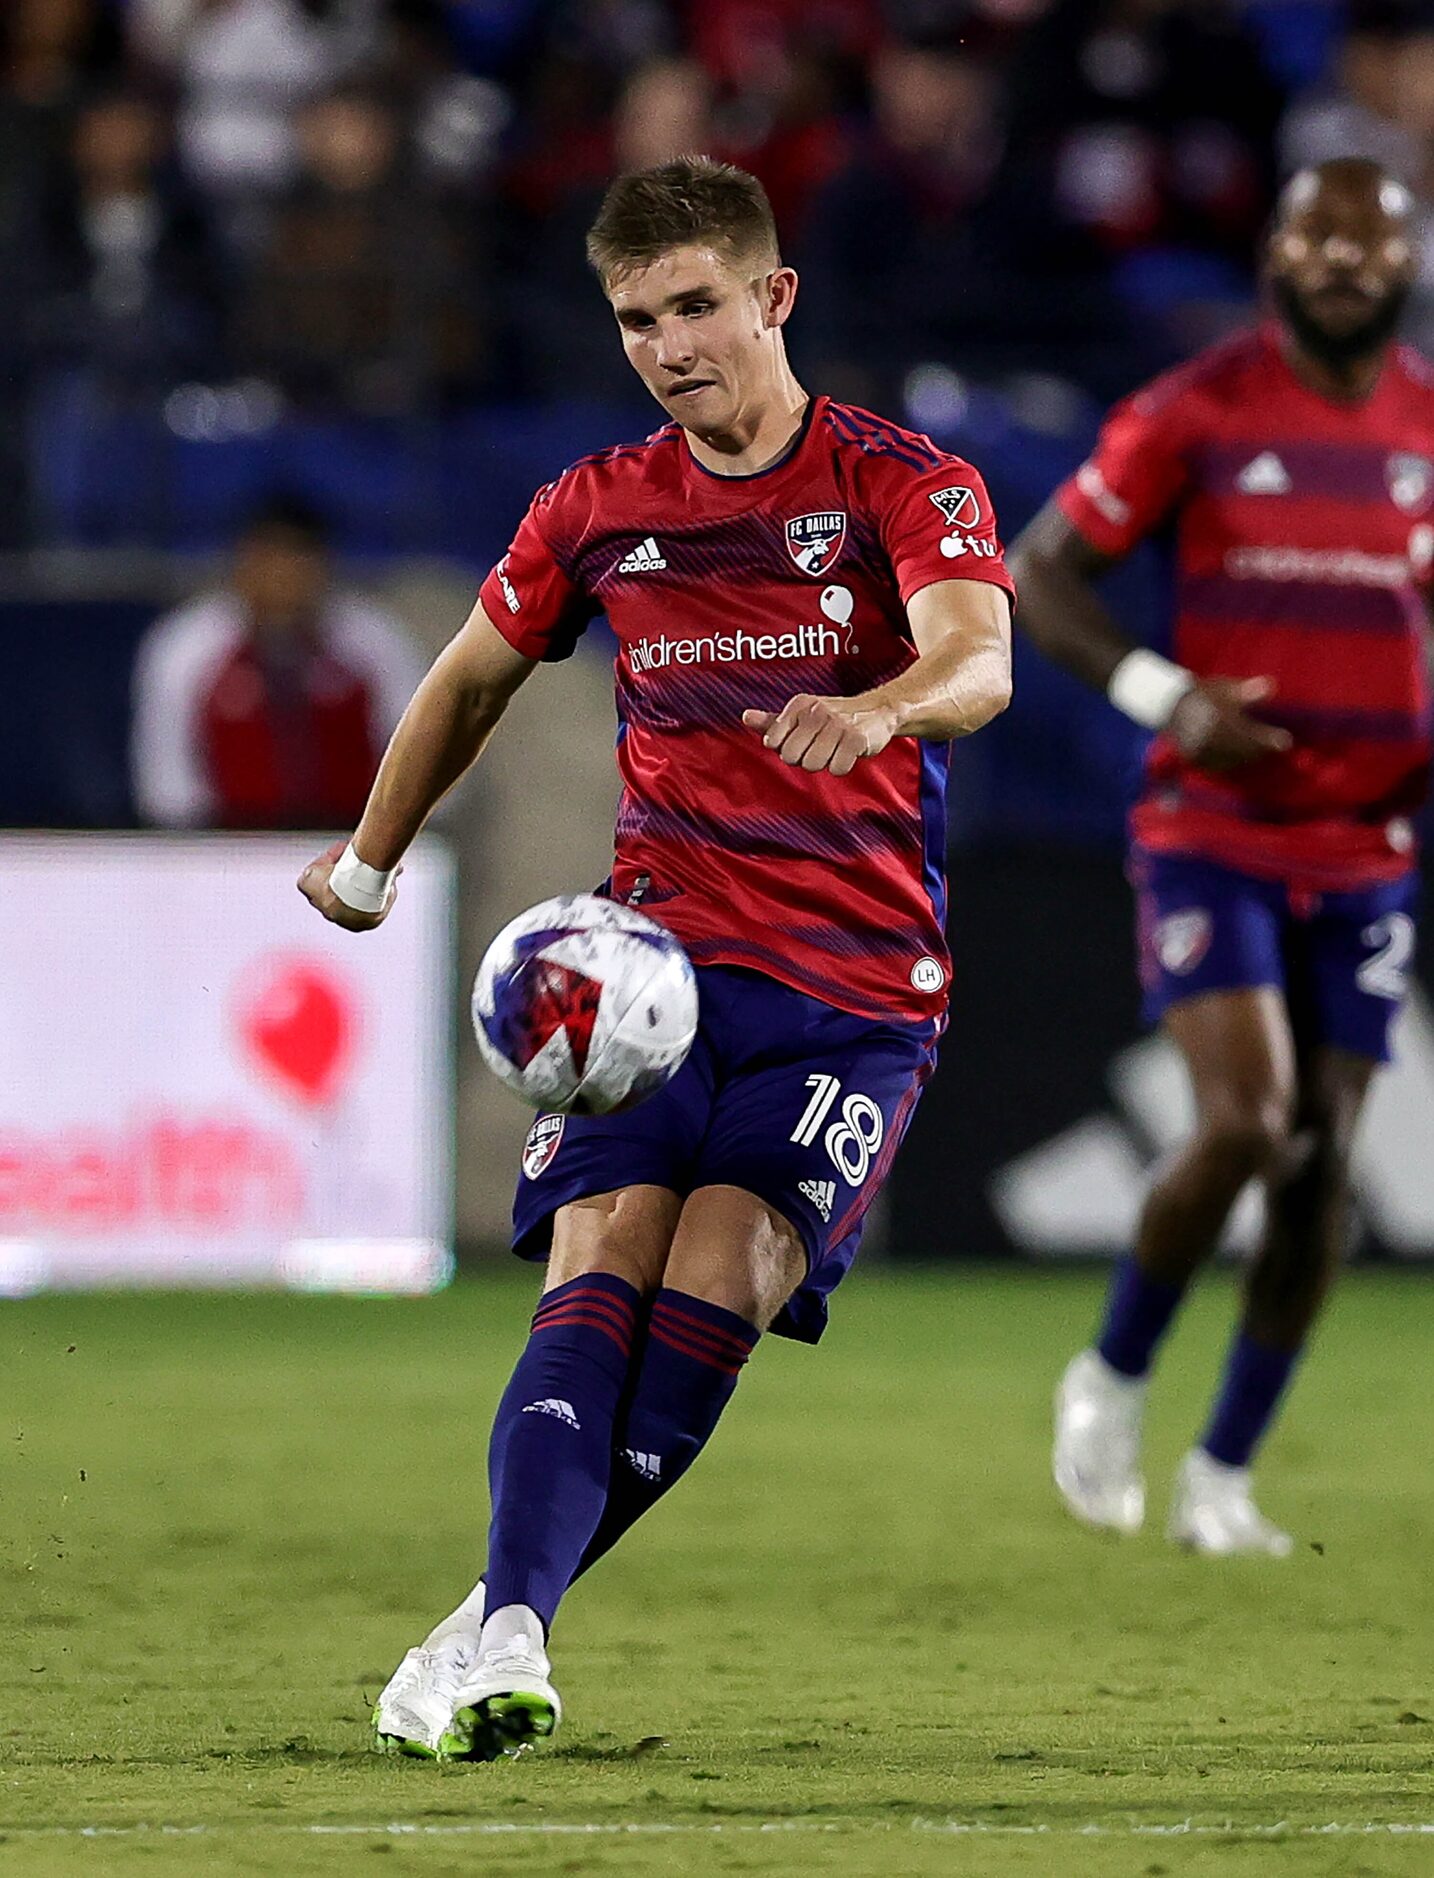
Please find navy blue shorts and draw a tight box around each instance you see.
[1133,849,1419,1062]
[512,966,940,1343]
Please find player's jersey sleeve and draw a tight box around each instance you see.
[1057,379,1193,558]
[872,457,1016,610]
[478,480,599,662]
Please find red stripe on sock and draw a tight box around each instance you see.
[533,1287,636,1333]
[530,1310,633,1355]
[650,1302,754,1362]
[649,1320,745,1376]
[535,1281,637,1321]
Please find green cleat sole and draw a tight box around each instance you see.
[451,1690,558,1759]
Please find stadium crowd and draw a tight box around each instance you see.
[0,0,1428,552]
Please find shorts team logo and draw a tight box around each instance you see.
[929,485,981,529]
[786,511,847,576]
[1386,453,1434,515]
[1154,908,1212,977]
[521,1112,565,1179]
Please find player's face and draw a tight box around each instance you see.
[607,245,790,432]
[233,533,329,632]
[1267,174,1415,365]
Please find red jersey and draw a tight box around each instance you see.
[478,395,1014,1023]
[1058,325,1434,890]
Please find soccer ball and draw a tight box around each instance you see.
[471,893,698,1115]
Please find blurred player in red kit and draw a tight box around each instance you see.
[299,157,1013,1751]
[1013,160,1430,1556]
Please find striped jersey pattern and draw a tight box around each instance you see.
[479,395,1014,1024]
[1059,324,1434,889]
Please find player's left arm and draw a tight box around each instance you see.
[741,580,1011,775]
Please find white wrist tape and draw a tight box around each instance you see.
[329,841,396,914]
[1107,649,1195,730]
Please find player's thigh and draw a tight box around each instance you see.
[662,1185,807,1329]
[683,1014,937,1319]
[545,1184,684,1295]
[1304,873,1419,1066]
[1165,985,1298,1141]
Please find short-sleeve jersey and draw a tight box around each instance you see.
[1058,325,1434,890]
[478,395,1014,1024]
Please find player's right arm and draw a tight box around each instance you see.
[299,600,536,930]
[1010,389,1291,771]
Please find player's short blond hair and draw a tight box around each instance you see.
[586,156,781,290]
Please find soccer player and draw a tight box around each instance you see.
[299,157,1013,1754]
[1011,159,1430,1556]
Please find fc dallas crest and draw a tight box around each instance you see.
[1155,908,1212,976]
[785,510,847,576]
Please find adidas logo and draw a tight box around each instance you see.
[1236,451,1291,495]
[522,1398,580,1428]
[617,536,667,573]
[622,1448,661,1481]
[798,1178,836,1222]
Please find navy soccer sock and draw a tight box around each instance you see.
[574,1289,759,1578]
[483,1273,641,1632]
[1096,1254,1187,1379]
[1199,1330,1300,1468]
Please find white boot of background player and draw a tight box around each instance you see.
[1168,1449,1294,1557]
[1053,1348,1147,1535]
[372,1578,486,1756]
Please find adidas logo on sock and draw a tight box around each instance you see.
[616,536,667,573]
[622,1448,661,1481]
[522,1398,580,1428]
[798,1178,835,1222]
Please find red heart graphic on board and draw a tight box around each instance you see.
[235,958,357,1107]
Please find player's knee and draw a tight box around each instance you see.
[1199,1089,1294,1179]
[664,1185,807,1330]
[546,1185,682,1296]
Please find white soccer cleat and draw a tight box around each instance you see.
[1168,1448,1294,1558]
[451,1607,562,1757]
[372,1635,478,1759]
[1053,1348,1147,1535]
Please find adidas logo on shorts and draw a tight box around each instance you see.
[798,1178,836,1222]
[623,1448,662,1481]
[616,536,667,573]
[522,1398,581,1428]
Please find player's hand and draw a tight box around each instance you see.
[742,695,898,776]
[296,837,398,932]
[1167,678,1293,772]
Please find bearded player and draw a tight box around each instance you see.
[299,157,1012,1754]
[1012,159,1431,1557]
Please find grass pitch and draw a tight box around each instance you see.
[3,1266,1432,1876]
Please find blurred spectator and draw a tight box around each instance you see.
[502,56,715,401]
[1002,0,1284,357]
[0,0,123,545]
[31,91,225,391]
[128,0,375,209]
[237,85,486,413]
[796,40,1009,399]
[1281,0,1434,354]
[130,496,423,830]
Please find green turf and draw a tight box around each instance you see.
[2,1267,1432,1876]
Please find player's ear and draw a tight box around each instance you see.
[762,266,799,329]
